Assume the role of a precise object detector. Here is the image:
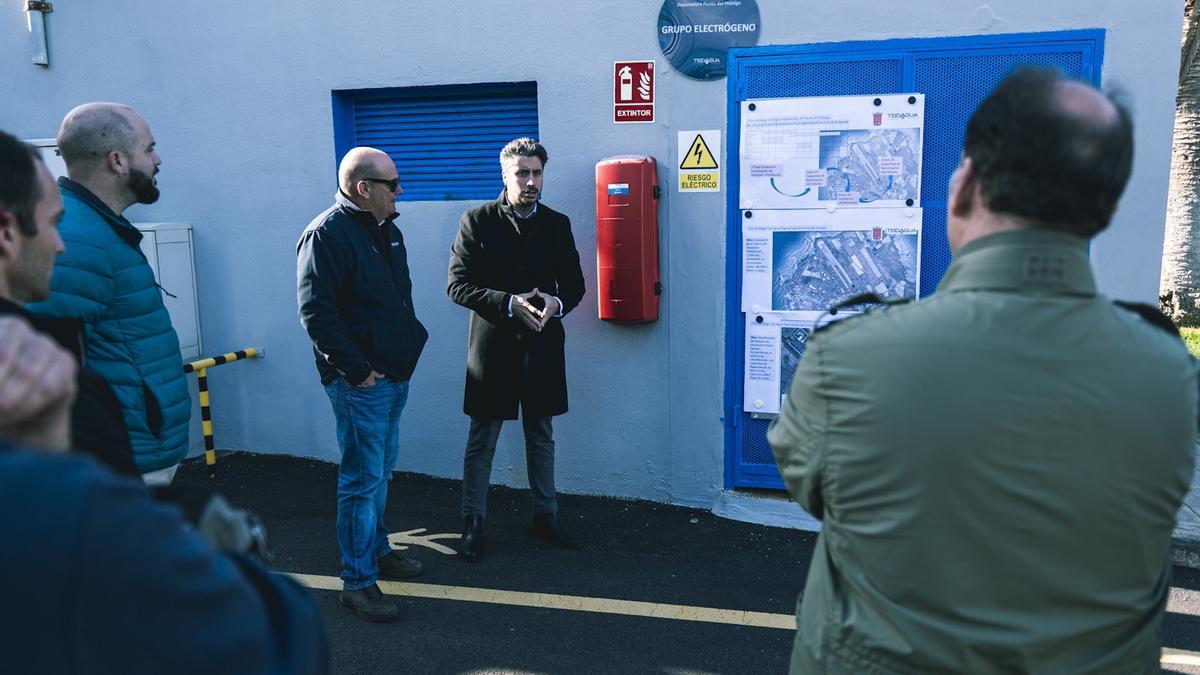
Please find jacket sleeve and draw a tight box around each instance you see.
[26,229,115,325]
[767,337,827,519]
[553,216,586,316]
[71,368,139,477]
[447,212,510,324]
[76,473,330,675]
[296,227,371,385]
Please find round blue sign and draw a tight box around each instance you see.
[658,0,761,81]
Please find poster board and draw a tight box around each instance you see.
[741,209,922,318]
[739,94,924,211]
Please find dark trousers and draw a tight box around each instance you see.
[461,413,556,518]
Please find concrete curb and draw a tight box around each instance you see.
[1172,525,1200,570]
[1173,440,1200,570]
[710,490,821,531]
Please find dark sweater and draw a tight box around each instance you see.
[0,446,329,674]
[0,296,137,476]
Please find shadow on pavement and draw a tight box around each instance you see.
[178,452,808,674]
[177,452,1200,674]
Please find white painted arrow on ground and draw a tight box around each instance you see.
[388,528,461,555]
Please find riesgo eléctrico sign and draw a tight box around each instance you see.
[658,0,761,81]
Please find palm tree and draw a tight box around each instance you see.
[1163,0,1200,326]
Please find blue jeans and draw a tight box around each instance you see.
[324,376,409,590]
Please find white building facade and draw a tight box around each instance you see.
[1,1,1184,509]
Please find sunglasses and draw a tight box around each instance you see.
[362,177,400,192]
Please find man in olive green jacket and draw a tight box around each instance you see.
[769,68,1197,674]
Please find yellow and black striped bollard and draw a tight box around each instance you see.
[183,347,261,466]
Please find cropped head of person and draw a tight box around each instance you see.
[947,67,1134,251]
[0,130,64,304]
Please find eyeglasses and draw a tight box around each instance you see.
[362,177,401,192]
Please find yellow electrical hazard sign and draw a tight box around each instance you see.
[677,130,721,193]
[679,173,719,191]
[680,133,719,170]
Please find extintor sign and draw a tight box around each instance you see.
[614,60,655,124]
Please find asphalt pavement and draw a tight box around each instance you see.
[176,453,1200,675]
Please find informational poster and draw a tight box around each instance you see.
[743,314,821,414]
[739,94,924,210]
[741,209,921,317]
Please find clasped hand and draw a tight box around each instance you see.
[0,317,77,451]
[512,288,560,333]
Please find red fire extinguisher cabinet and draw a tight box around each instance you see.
[595,155,661,322]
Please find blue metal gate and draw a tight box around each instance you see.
[723,30,1104,489]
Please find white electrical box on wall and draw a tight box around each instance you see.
[27,138,67,179]
[136,223,203,360]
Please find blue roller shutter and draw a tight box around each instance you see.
[332,82,539,201]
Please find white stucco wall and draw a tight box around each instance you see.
[0,1,1183,507]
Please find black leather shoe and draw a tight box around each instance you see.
[530,513,580,549]
[460,514,483,562]
[376,550,423,579]
[339,583,399,623]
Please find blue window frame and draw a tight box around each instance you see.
[331,82,539,201]
[723,30,1104,490]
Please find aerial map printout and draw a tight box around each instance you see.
[739,93,924,210]
[742,314,819,414]
[741,209,922,317]
[778,324,810,407]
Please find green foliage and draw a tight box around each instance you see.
[1162,290,1200,328]
[1183,328,1200,359]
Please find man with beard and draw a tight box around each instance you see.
[0,129,330,674]
[0,129,134,473]
[29,103,191,485]
[447,138,586,562]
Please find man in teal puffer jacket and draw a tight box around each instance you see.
[29,102,190,483]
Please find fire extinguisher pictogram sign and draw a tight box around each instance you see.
[614,60,655,124]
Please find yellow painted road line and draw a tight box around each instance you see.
[288,573,796,630]
[1162,649,1200,666]
[291,572,1200,665]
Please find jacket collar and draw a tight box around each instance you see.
[0,296,30,320]
[58,177,143,247]
[0,295,84,361]
[496,191,540,236]
[498,190,538,220]
[936,228,1096,297]
[336,190,392,228]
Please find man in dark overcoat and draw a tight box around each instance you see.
[447,137,585,562]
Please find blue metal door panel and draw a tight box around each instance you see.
[724,30,1103,490]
